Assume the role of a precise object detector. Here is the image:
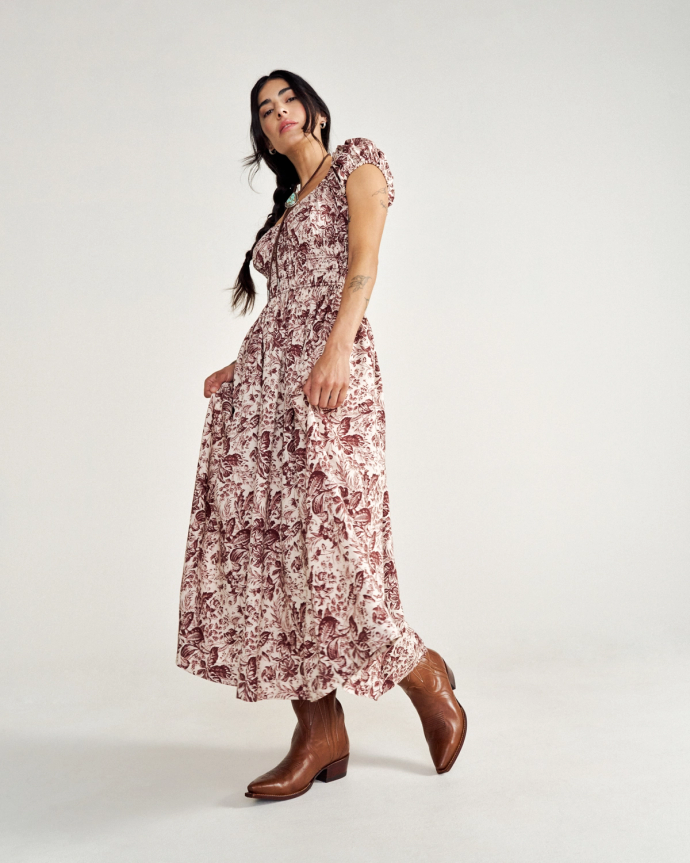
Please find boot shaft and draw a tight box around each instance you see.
[291,689,349,761]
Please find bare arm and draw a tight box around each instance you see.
[302,162,389,409]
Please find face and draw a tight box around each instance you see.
[257,78,324,155]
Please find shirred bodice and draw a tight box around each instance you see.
[252,137,395,293]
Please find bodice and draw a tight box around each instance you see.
[252,138,395,295]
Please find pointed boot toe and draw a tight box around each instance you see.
[245,765,295,799]
[432,702,468,773]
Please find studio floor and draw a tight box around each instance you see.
[2,649,689,863]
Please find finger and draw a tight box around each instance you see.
[319,387,335,409]
[324,388,339,410]
[310,384,323,407]
[334,387,348,408]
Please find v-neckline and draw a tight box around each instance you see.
[272,148,340,229]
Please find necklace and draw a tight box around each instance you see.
[267,150,331,298]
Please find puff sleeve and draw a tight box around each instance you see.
[332,137,395,208]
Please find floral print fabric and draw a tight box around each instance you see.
[176,138,425,702]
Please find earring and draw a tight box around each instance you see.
[320,121,327,129]
[268,146,276,154]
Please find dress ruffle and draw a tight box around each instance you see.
[331,137,396,208]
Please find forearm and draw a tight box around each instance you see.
[327,252,379,352]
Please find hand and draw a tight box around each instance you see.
[302,342,351,410]
[204,361,236,398]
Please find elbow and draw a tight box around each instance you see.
[348,250,379,271]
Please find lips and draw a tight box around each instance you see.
[280,120,297,134]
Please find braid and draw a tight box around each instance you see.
[231,173,294,315]
[231,69,331,316]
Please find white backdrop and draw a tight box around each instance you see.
[1,2,689,860]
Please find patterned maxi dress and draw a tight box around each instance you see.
[176,137,426,702]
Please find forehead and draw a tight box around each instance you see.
[257,78,293,106]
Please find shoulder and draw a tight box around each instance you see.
[331,137,395,206]
[332,137,389,172]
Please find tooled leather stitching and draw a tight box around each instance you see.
[318,699,333,756]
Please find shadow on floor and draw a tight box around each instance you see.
[0,733,433,836]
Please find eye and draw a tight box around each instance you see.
[262,95,296,119]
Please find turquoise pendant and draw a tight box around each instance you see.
[285,189,299,208]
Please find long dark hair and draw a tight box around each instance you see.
[231,70,331,315]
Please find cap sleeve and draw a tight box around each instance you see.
[332,137,395,207]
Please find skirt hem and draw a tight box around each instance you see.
[175,627,426,703]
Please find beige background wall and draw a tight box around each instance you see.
[2,0,688,684]
[2,4,690,862]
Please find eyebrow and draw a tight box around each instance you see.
[258,86,293,110]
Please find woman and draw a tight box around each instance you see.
[176,70,467,801]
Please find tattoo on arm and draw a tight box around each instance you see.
[349,274,372,294]
[372,185,389,210]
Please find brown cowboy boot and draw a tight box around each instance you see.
[398,648,468,774]
[245,689,349,800]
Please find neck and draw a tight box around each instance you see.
[288,135,329,187]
